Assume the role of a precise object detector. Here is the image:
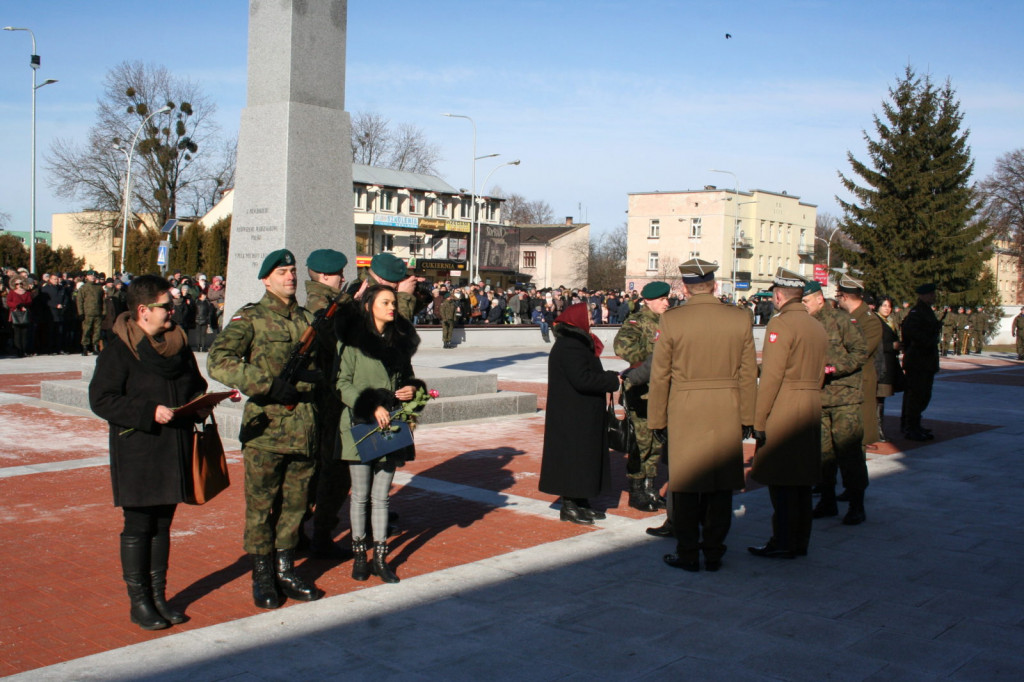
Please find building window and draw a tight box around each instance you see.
[648,251,659,271]
[760,221,766,241]
[380,191,394,212]
[689,251,700,258]
[648,219,660,238]
[758,255,763,274]
[523,251,537,268]
[409,235,424,256]
[382,233,394,251]
[460,196,472,219]
[353,187,365,210]
[786,226,791,243]
[690,217,702,238]
[409,194,418,214]
[435,198,447,217]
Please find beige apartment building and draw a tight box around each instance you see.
[625,187,817,298]
[517,219,590,290]
[51,210,164,274]
[987,239,1022,306]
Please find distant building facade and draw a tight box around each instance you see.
[987,239,1022,306]
[517,218,590,290]
[625,187,817,298]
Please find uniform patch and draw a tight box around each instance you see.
[654,330,660,341]
[628,319,638,324]
[850,317,858,324]
[232,315,243,321]
[769,332,779,343]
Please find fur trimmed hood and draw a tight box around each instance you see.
[337,305,421,362]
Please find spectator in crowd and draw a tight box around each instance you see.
[6,277,33,357]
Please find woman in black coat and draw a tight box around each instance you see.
[89,275,208,631]
[539,302,621,524]
[874,296,904,442]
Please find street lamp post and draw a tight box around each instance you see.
[4,26,58,276]
[477,160,521,283]
[119,105,172,274]
[815,227,841,295]
[443,113,500,283]
[709,169,739,297]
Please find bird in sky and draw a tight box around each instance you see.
[725,33,732,39]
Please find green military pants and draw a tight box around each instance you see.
[442,320,454,346]
[243,446,315,555]
[627,411,660,479]
[820,403,868,492]
[81,315,102,347]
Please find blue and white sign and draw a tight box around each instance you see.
[373,214,419,229]
[157,241,170,266]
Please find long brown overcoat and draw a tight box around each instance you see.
[849,302,882,444]
[751,298,828,486]
[648,294,758,493]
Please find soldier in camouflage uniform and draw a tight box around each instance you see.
[1013,307,1024,360]
[971,306,987,354]
[303,249,354,560]
[439,293,457,349]
[803,280,869,525]
[940,307,955,356]
[208,249,323,609]
[613,281,671,512]
[78,271,105,355]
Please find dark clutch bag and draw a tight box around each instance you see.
[185,416,230,505]
[351,419,414,463]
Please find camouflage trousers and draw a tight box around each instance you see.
[243,446,315,555]
[1017,335,1023,360]
[820,403,868,492]
[627,411,661,479]
[81,315,102,347]
[442,320,455,345]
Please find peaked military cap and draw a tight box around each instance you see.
[641,281,670,299]
[678,258,718,283]
[915,283,937,295]
[837,274,865,294]
[370,253,407,283]
[258,249,296,279]
[802,280,823,295]
[306,248,348,274]
[769,267,806,290]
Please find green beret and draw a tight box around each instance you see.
[641,281,670,299]
[371,253,407,283]
[306,248,348,274]
[915,283,936,295]
[258,249,296,279]
[802,280,822,295]
[86,270,96,277]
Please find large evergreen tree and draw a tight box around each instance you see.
[836,67,994,306]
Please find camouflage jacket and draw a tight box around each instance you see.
[77,282,104,317]
[613,305,660,366]
[812,305,867,407]
[207,291,317,455]
[1013,313,1024,337]
[304,279,354,413]
[439,297,457,322]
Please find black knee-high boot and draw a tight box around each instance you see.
[876,400,887,443]
[121,534,169,630]
[150,529,187,624]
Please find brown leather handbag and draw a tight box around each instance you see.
[185,415,230,505]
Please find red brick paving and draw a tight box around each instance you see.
[0,370,81,398]
[0,365,1008,676]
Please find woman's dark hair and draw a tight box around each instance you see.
[361,283,418,349]
[877,296,895,315]
[127,274,171,320]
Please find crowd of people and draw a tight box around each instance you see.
[0,266,227,358]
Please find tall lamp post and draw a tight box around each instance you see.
[4,26,58,275]
[443,113,499,283]
[709,169,739,297]
[477,160,521,284]
[815,226,841,295]
[119,105,172,274]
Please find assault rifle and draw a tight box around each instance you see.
[279,289,349,410]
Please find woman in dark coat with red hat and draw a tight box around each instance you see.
[539,302,621,523]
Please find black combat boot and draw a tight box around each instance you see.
[371,542,400,584]
[628,478,658,512]
[575,498,605,520]
[876,402,887,443]
[250,553,280,609]
[646,517,675,537]
[150,529,187,624]
[275,549,323,601]
[559,497,594,525]
[121,535,170,630]
[644,477,667,509]
[813,486,839,518]
[843,489,867,525]
[351,537,371,581]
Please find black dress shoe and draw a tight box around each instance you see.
[842,507,866,526]
[559,498,594,525]
[704,559,722,572]
[747,544,795,559]
[904,429,931,442]
[645,519,674,538]
[663,554,700,572]
[576,499,606,520]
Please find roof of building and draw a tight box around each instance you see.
[353,164,460,194]
[518,223,588,244]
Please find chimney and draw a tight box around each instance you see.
[565,216,573,225]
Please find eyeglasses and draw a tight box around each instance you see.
[145,302,173,312]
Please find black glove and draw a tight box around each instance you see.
[293,368,325,385]
[652,428,668,445]
[268,377,301,405]
[752,430,767,447]
[742,425,754,440]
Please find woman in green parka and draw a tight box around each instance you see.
[336,284,423,583]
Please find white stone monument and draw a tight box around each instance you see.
[224,0,355,315]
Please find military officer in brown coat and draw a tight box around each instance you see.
[649,259,758,572]
[749,269,828,559]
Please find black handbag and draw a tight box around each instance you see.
[607,392,636,456]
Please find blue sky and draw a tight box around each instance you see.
[2,0,1022,239]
